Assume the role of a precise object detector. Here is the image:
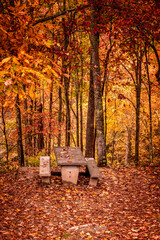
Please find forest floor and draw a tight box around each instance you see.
[0,165,160,240]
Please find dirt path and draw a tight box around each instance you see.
[0,166,160,239]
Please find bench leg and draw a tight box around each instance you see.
[42,176,50,185]
[89,178,98,186]
[61,166,80,185]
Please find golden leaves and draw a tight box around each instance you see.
[0,51,64,105]
[0,26,9,35]
[0,57,11,66]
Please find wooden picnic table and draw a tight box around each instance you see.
[54,146,87,184]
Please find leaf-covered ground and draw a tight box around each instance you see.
[0,166,160,239]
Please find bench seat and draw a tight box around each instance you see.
[39,156,51,184]
[85,158,102,186]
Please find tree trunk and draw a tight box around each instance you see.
[149,42,160,84]
[23,85,29,157]
[58,78,63,146]
[16,94,24,166]
[76,69,80,147]
[90,3,106,166]
[85,54,95,158]
[34,95,37,155]
[135,51,143,166]
[80,55,83,152]
[125,127,131,166]
[28,100,33,156]
[37,103,44,151]
[145,47,154,163]
[64,71,70,146]
[1,104,9,164]
[155,111,160,155]
[104,86,108,145]
[48,81,53,155]
[62,0,70,146]
[135,86,141,166]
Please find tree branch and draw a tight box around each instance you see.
[149,42,160,84]
[33,4,89,26]
[121,63,136,85]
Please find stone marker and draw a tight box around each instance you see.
[39,156,51,184]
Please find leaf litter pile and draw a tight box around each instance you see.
[0,166,160,239]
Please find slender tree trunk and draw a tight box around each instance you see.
[23,85,29,157]
[58,77,63,146]
[102,37,113,95]
[155,111,160,155]
[90,3,106,166]
[135,86,141,166]
[62,0,70,146]
[85,54,95,158]
[149,42,160,84]
[64,74,70,146]
[76,69,80,147]
[135,51,143,166]
[1,104,9,163]
[80,55,83,152]
[37,103,44,151]
[28,100,33,156]
[48,81,53,155]
[125,127,131,166]
[104,86,108,144]
[33,100,37,155]
[111,131,117,165]
[16,94,24,166]
[145,47,154,163]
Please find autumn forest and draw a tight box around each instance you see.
[0,0,160,239]
[1,0,160,168]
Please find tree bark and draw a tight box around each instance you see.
[1,104,9,164]
[37,103,44,151]
[125,127,131,166]
[135,50,143,166]
[89,3,106,166]
[149,42,160,84]
[145,47,154,163]
[16,94,24,166]
[85,54,95,158]
[80,55,83,152]
[23,85,29,157]
[62,0,71,146]
[48,81,53,155]
[76,69,80,147]
[58,77,63,146]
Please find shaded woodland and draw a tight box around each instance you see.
[0,0,160,167]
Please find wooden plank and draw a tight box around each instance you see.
[54,147,87,166]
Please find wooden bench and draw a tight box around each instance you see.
[39,156,51,184]
[85,158,102,186]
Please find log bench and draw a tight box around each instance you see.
[85,158,102,186]
[39,156,51,184]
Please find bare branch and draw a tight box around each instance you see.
[33,4,89,26]
[121,63,136,85]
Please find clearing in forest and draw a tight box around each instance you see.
[0,166,160,239]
